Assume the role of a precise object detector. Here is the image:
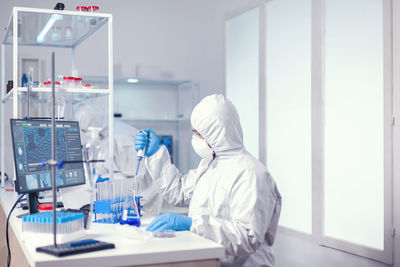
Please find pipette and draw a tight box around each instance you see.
[136,130,149,175]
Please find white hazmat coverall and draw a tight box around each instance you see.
[145,94,282,266]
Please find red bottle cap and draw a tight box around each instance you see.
[38,204,53,210]
[76,6,88,11]
[88,6,99,12]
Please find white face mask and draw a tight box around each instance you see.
[192,134,213,158]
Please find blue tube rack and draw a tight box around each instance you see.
[22,211,84,234]
[93,196,143,224]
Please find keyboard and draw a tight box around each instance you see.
[36,239,115,257]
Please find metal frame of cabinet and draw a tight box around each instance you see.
[0,7,114,187]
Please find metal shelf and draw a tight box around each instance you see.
[2,7,110,48]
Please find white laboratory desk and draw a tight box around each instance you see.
[0,188,224,267]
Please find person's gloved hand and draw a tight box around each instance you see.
[135,129,160,157]
[146,213,192,231]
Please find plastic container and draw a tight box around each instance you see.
[65,26,72,40]
[63,76,74,88]
[74,77,83,88]
[43,81,51,88]
[51,26,62,42]
[153,229,176,238]
[88,6,99,26]
[83,83,91,89]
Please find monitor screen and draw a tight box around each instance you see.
[10,119,85,193]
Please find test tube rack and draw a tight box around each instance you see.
[93,196,143,224]
[21,211,86,244]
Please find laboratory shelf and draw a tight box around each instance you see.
[2,87,110,103]
[119,117,190,123]
[1,7,114,188]
[84,75,192,87]
[3,7,110,48]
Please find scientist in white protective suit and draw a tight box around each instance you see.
[66,103,164,215]
[135,94,282,266]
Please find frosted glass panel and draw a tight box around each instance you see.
[324,0,384,249]
[226,8,259,158]
[266,0,311,233]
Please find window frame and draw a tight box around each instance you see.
[224,0,394,264]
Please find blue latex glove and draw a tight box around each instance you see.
[146,213,192,232]
[135,128,160,157]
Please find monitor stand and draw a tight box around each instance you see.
[28,192,39,214]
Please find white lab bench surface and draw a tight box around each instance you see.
[0,188,224,267]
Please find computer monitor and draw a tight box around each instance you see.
[10,119,86,195]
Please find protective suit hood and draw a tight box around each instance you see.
[190,94,243,156]
[73,103,109,135]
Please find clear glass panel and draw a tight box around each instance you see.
[4,10,108,48]
[324,0,384,249]
[266,0,312,233]
[225,8,259,158]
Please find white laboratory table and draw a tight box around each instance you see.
[0,188,224,267]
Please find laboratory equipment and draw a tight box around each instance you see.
[21,73,28,87]
[82,126,104,229]
[93,179,143,224]
[10,119,86,214]
[22,211,84,234]
[51,26,63,42]
[119,189,140,226]
[44,80,65,119]
[136,130,149,175]
[84,127,104,181]
[74,77,82,88]
[153,229,176,238]
[65,26,72,40]
[36,239,115,257]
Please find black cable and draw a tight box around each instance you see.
[6,193,25,267]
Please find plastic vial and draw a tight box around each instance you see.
[88,6,99,26]
[83,83,91,89]
[74,77,82,88]
[65,26,72,40]
[51,26,62,42]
